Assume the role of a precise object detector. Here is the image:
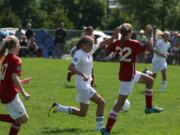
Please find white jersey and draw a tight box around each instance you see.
[72,49,93,82]
[153,39,170,61]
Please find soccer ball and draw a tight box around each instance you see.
[122,99,131,112]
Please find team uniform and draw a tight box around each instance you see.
[152,39,170,73]
[72,49,96,104]
[107,39,147,95]
[0,53,27,119]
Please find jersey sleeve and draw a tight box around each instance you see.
[72,51,82,65]
[107,40,120,52]
[133,40,147,54]
[12,57,22,76]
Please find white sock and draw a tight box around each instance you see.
[161,81,167,91]
[96,116,104,131]
[57,104,72,114]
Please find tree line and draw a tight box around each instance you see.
[0,0,179,30]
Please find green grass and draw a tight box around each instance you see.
[0,58,180,135]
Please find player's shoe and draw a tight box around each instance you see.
[142,67,153,76]
[100,128,110,135]
[48,102,59,117]
[145,107,164,114]
[142,67,148,74]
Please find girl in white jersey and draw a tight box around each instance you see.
[152,31,171,92]
[49,35,105,131]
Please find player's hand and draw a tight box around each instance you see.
[23,92,30,100]
[145,24,153,37]
[82,73,89,81]
[21,77,32,85]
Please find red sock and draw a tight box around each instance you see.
[105,111,117,133]
[9,123,21,135]
[0,114,15,123]
[145,89,153,109]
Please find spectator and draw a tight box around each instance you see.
[15,26,24,40]
[18,36,29,57]
[25,23,34,41]
[28,38,40,57]
[171,32,180,65]
[136,30,147,62]
[53,22,67,58]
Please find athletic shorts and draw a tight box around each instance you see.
[119,71,142,96]
[5,94,28,120]
[76,80,96,104]
[152,58,167,73]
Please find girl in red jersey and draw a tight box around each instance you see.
[100,23,166,135]
[0,36,31,135]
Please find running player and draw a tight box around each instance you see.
[49,35,105,131]
[0,35,31,135]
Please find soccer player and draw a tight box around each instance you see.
[151,31,171,92]
[67,26,97,87]
[99,23,165,135]
[0,35,31,135]
[49,35,105,131]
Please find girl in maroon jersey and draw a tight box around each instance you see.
[99,24,166,135]
[0,35,31,135]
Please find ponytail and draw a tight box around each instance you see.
[0,35,19,62]
[0,41,7,62]
[119,23,133,45]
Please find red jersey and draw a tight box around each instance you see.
[107,39,146,81]
[0,53,21,103]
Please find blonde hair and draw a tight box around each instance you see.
[0,35,19,61]
[119,23,133,45]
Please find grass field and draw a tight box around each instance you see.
[0,58,180,135]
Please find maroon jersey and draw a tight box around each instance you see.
[107,39,146,81]
[0,53,21,103]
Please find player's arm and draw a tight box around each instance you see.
[98,26,120,49]
[145,25,166,58]
[12,73,30,100]
[21,77,32,85]
[68,63,89,81]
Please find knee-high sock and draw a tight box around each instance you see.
[0,114,15,123]
[9,123,21,135]
[105,110,118,133]
[145,89,153,109]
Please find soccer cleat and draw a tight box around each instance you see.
[145,106,164,114]
[142,67,153,76]
[142,67,148,74]
[48,102,59,117]
[100,128,110,135]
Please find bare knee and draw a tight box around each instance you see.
[98,99,105,108]
[78,111,87,117]
[16,115,29,124]
[146,77,154,88]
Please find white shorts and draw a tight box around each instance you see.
[76,80,96,104]
[119,71,142,95]
[152,58,167,73]
[5,94,28,120]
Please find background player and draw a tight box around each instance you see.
[0,35,31,135]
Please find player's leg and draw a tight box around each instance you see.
[102,94,127,134]
[102,80,133,134]
[138,72,163,113]
[48,101,89,116]
[90,93,105,130]
[6,94,28,135]
[161,68,167,92]
[160,61,167,92]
